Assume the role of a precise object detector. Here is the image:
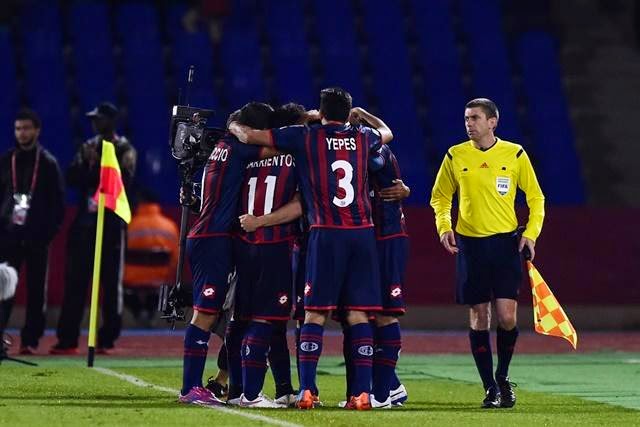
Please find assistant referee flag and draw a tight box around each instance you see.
[93,140,131,223]
[527,261,578,349]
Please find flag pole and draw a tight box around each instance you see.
[87,192,106,367]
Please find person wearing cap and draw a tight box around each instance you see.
[51,102,136,355]
[0,108,65,355]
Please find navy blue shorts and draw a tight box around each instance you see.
[291,239,306,321]
[187,236,233,314]
[377,236,409,316]
[304,227,381,311]
[233,238,292,321]
[455,231,523,306]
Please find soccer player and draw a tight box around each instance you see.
[230,87,393,410]
[179,102,276,406]
[230,103,307,408]
[339,142,411,408]
[430,98,545,408]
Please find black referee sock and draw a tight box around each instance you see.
[468,329,496,390]
[496,326,519,379]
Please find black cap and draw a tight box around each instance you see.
[86,102,119,119]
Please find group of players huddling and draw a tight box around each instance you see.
[179,87,410,410]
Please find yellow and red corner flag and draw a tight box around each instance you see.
[527,261,578,349]
[87,140,131,367]
[92,140,131,223]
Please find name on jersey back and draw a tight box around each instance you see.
[326,137,356,150]
[246,154,295,169]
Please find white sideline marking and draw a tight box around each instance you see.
[94,367,303,427]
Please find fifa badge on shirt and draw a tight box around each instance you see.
[12,193,31,225]
[496,176,510,196]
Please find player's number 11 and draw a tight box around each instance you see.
[247,175,277,215]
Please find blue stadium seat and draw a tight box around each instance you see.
[459,0,523,143]
[68,2,117,136]
[361,0,429,203]
[310,0,364,104]
[516,31,584,203]
[411,0,467,154]
[20,5,73,165]
[0,29,18,145]
[264,0,315,108]
[219,5,266,107]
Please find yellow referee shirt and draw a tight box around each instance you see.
[430,138,545,241]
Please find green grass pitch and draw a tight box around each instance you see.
[1,353,638,426]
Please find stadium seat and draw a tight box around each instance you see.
[515,31,585,203]
[361,0,429,204]
[310,0,365,104]
[459,0,523,143]
[263,0,315,108]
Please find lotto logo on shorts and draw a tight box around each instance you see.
[390,285,402,299]
[202,285,216,299]
[300,342,319,352]
[358,345,374,356]
[278,293,288,306]
[304,282,312,296]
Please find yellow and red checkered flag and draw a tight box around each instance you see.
[92,140,131,223]
[527,261,578,349]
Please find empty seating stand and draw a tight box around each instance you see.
[516,31,584,203]
[0,29,18,145]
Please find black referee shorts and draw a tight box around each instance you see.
[455,231,523,306]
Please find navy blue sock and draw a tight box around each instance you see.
[225,320,247,399]
[269,322,294,398]
[341,321,353,399]
[295,326,301,389]
[241,321,272,400]
[469,329,496,389]
[349,322,374,396]
[182,324,211,395]
[496,326,519,378]
[372,323,402,401]
[390,372,401,390]
[298,323,323,393]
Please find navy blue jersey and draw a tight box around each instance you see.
[269,123,381,229]
[369,144,408,239]
[188,135,266,238]
[238,153,299,243]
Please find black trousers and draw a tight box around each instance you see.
[0,240,49,348]
[55,224,124,348]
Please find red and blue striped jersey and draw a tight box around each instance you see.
[188,135,266,238]
[237,153,300,243]
[269,123,382,229]
[369,145,408,239]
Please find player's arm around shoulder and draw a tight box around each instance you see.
[350,107,393,144]
[228,121,273,146]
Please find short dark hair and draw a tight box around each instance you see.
[15,108,42,129]
[465,98,499,120]
[226,109,241,128]
[237,102,274,130]
[320,87,352,122]
[272,102,306,127]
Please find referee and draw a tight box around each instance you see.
[430,98,544,409]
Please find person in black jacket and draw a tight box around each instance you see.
[0,108,65,354]
[50,102,136,355]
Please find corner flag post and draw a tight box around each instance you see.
[87,193,105,367]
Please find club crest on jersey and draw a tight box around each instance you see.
[202,285,216,299]
[278,293,289,306]
[304,282,312,296]
[496,176,510,196]
[358,345,374,356]
[390,285,402,299]
[300,341,319,352]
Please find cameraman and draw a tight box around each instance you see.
[51,102,136,355]
[0,109,65,355]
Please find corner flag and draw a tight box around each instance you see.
[92,140,131,223]
[527,261,578,349]
[87,140,131,367]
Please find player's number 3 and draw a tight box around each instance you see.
[332,160,354,207]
